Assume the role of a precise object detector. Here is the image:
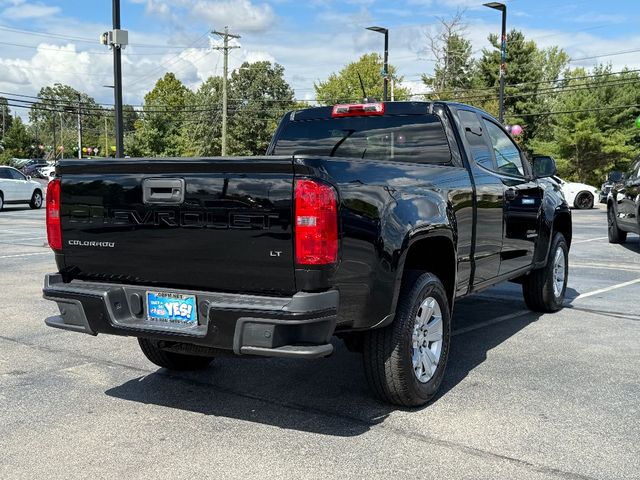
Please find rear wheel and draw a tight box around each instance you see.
[362,272,451,407]
[574,191,594,210]
[522,233,568,312]
[607,206,627,244]
[29,190,43,209]
[0,193,3,211]
[138,338,213,371]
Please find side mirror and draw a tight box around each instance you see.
[531,155,557,179]
[26,176,31,181]
[608,170,623,183]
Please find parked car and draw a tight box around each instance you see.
[41,101,571,407]
[22,159,49,177]
[0,166,44,211]
[9,158,31,169]
[599,179,614,204]
[38,164,56,180]
[607,158,640,243]
[546,171,599,209]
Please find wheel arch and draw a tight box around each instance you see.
[395,231,457,311]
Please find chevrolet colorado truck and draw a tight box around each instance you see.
[43,101,571,407]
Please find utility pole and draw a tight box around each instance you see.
[101,1,128,158]
[77,93,83,159]
[104,115,109,157]
[212,26,240,156]
[59,112,64,160]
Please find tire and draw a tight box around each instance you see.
[573,191,594,210]
[0,193,3,212]
[362,272,451,407]
[29,190,43,209]
[138,338,213,371]
[522,233,568,313]
[607,205,627,244]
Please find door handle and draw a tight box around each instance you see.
[505,188,518,201]
[143,178,185,205]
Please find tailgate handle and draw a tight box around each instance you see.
[143,178,185,204]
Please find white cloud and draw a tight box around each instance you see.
[2,1,60,19]
[135,0,275,32]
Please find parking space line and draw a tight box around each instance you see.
[0,252,50,259]
[571,262,640,272]
[453,310,530,336]
[572,236,608,244]
[576,278,640,299]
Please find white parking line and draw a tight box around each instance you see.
[576,278,640,299]
[572,236,608,244]
[453,310,530,336]
[571,262,640,272]
[0,252,50,259]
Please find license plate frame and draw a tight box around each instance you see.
[146,290,198,326]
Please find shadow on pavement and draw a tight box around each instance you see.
[106,296,547,437]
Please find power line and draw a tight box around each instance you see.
[508,103,640,118]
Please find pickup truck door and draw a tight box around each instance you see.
[480,117,542,275]
[456,110,503,284]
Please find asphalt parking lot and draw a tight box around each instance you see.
[0,202,638,479]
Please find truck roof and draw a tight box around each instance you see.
[289,100,494,123]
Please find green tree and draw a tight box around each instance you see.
[179,76,223,156]
[4,117,34,158]
[29,84,103,159]
[472,30,570,142]
[228,61,295,155]
[133,73,190,156]
[529,66,640,184]
[0,97,13,141]
[315,53,410,104]
[422,12,475,100]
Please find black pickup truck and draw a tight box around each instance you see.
[43,101,571,406]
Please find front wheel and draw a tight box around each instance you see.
[30,190,43,209]
[522,233,568,312]
[138,338,213,371]
[362,272,451,407]
[607,206,627,244]
[574,191,594,210]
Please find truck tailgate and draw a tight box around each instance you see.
[57,157,296,295]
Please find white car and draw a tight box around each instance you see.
[0,166,45,211]
[38,164,56,180]
[552,175,599,210]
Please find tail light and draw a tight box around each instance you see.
[46,179,62,251]
[294,179,338,265]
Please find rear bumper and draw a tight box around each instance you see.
[43,274,338,359]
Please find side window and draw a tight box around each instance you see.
[8,169,26,180]
[0,168,12,179]
[458,110,494,169]
[484,120,525,177]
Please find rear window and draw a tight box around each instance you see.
[273,114,452,165]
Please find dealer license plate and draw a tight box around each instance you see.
[146,291,198,325]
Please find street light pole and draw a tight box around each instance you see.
[484,2,507,123]
[366,26,389,102]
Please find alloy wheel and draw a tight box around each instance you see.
[411,296,443,383]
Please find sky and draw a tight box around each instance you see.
[0,0,639,115]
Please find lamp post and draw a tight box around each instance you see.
[484,2,507,123]
[366,26,389,102]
